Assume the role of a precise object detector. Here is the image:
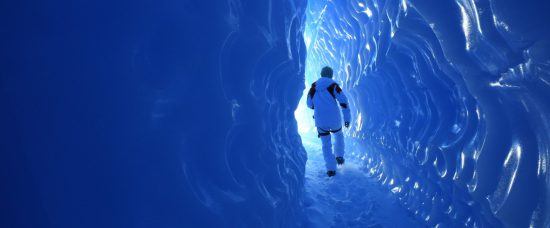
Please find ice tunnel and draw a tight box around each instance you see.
[2,0,550,227]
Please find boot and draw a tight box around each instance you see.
[336,156,345,165]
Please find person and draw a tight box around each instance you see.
[306,66,351,177]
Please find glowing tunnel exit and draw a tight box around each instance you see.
[295,1,335,144]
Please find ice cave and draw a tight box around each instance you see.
[2,0,550,227]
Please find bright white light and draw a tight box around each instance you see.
[458,4,472,50]
[391,186,402,193]
[294,97,315,135]
[297,20,324,143]
[363,7,373,17]
[356,113,363,130]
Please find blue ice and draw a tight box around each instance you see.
[1,0,550,227]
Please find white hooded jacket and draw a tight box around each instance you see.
[306,77,351,129]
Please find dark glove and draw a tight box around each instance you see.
[344,122,350,128]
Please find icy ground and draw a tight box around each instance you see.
[302,136,423,228]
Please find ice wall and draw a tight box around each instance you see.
[305,0,550,227]
[3,0,550,227]
[1,0,308,227]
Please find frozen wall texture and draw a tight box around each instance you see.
[1,0,307,227]
[2,0,550,227]
[305,0,550,227]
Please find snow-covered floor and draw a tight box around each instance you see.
[302,136,423,228]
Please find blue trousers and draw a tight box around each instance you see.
[318,127,345,171]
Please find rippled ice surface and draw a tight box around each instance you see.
[300,0,550,227]
[2,0,550,227]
